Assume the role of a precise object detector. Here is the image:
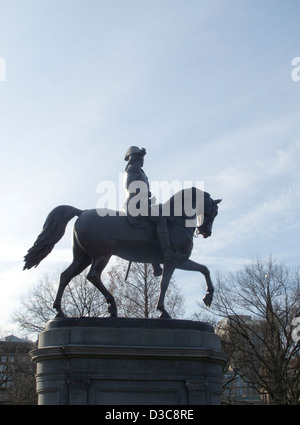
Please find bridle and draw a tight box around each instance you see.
[196,199,219,238]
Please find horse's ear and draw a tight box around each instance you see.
[214,199,222,204]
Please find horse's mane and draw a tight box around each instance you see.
[164,187,210,219]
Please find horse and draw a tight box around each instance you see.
[23,187,221,319]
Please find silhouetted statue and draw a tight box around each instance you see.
[24,148,221,319]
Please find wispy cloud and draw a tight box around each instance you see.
[192,140,300,259]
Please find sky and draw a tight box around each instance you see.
[0,0,300,335]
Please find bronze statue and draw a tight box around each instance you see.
[23,181,221,319]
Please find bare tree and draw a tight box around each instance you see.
[107,259,186,319]
[14,271,108,335]
[0,339,37,405]
[15,260,186,336]
[208,256,300,404]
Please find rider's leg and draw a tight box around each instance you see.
[151,216,183,261]
[156,228,174,261]
[152,263,163,276]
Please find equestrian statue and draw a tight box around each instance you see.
[23,146,221,319]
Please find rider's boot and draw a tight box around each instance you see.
[152,263,163,276]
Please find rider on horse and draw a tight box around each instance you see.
[124,146,185,267]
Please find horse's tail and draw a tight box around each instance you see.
[23,205,83,270]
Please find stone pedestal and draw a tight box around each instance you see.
[30,317,226,405]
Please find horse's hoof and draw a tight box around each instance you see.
[108,306,118,317]
[159,310,171,319]
[203,293,213,307]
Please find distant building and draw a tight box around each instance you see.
[222,367,261,404]
[217,315,263,405]
[217,314,253,330]
[0,335,36,404]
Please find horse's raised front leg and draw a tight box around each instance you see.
[156,261,176,318]
[176,259,214,307]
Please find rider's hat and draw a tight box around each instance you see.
[124,146,146,161]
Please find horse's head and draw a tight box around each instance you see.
[197,196,222,238]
